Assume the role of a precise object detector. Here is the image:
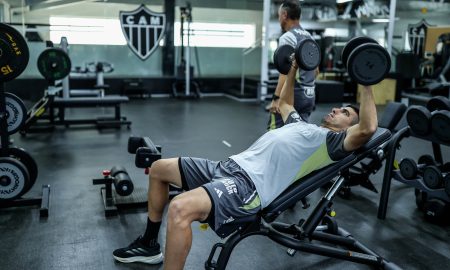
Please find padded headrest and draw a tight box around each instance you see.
[262,128,391,222]
[379,102,407,131]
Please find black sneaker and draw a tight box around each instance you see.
[113,236,163,264]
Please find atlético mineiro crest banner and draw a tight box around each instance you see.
[120,5,166,61]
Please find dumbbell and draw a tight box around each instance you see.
[426,96,450,142]
[110,166,134,196]
[273,38,321,75]
[423,162,450,190]
[341,36,391,85]
[423,198,450,225]
[399,155,438,180]
[406,106,432,136]
[426,96,450,112]
[444,174,450,197]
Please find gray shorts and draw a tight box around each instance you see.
[178,157,261,238]
[267,85,315,130]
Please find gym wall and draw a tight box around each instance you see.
[10,2,262,79]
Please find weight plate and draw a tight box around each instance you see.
[37,48,71,81]
[444,174,450,197]
[424,199,450,224]
[431,110,450,142]
[341,36,377,68]
[347,43,391,85]
[406,106,432,136]
[423,166,442,189]
[295,39,321,71]
[414,188,427,211]
[273,45,295,75]
[426,96,450,112]
[4,92,27,135]
[418,154,436,166]
[0,23,30,82]
[399,158,418,180]
[7,147,38,195]
[0,157,30,200]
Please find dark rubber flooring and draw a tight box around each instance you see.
[1,96,450,270]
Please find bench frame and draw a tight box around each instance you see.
[204,128,401,270]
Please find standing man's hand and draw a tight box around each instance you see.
[269,98,281,114]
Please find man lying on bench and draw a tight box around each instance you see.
[112,58,377,269]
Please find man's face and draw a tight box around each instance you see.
[322,107,359,131]
[278,6,287,32]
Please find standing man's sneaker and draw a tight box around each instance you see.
[113,236,163,264]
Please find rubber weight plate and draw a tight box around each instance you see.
[406,106,432,135]
[295,39,321,71]
[0,23,29,82]
[4,92,27,135]
[341,36,377,67]
[273,45,295,75]
[423,166,443,189]
[8,147,38,195]
[431,110,450,142]
[418,154,436,166]
[347,43,391,85]
[399,158,418,180]
[37,48,71,81]
[444,174,450,197]
[0,157,30,200]
[426,96,450,112]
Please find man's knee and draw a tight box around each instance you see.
[167,197,194,229]
[167,192,210,228]
[149,159,178,183]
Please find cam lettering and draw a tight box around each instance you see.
[125,15,162,25]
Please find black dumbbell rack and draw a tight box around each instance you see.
[0,82,51,217]
[377,126,450,220]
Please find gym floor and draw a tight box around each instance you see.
[1,97,450,270]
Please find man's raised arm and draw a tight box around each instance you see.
[343,85,378,151]
[279,60,298,123]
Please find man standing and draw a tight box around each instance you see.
[268,0,318,129]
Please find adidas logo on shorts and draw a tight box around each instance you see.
[215,188,223,198]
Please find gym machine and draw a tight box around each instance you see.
[93,136,180,217]
[0,23,50,217]
[172,2,201,99]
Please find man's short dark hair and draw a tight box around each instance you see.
[346,104,360,125]
[280,0,302,20]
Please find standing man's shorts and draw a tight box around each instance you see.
[178,157,261,238]
[267,86,315,130]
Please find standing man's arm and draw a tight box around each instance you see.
[269,74,286,114]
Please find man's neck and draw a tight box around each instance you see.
[321,124,341,133]
[285,20,300,32]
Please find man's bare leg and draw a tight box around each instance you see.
[163,187,212,270]
[147,158,183,222]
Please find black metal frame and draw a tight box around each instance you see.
[378,126,450,220]
[0,83,51,217]
[49,98,131,129]
[204,128,400,270]
[205,176,400,270]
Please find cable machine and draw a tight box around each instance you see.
[172,2,201,98]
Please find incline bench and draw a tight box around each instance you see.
[205,128,402,270]
[49,95,131,129]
